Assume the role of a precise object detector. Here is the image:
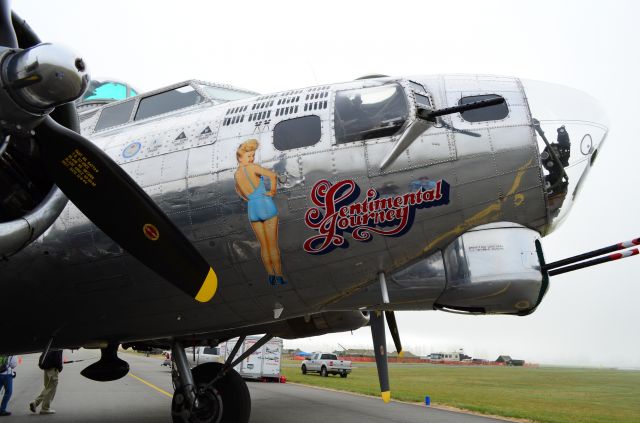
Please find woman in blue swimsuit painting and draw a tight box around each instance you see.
[234,139,286,285]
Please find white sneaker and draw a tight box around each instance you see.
[40,409,56,415]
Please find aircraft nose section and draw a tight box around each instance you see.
[521,79,608,232]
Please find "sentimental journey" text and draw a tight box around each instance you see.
[303,179,450,254]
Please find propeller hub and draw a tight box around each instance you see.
[3,43,90,114]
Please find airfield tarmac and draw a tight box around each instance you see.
[2,350,513,423]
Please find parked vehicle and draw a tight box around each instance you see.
[186,346,224,367]
[219,336,282,381]
[301,353,351,378]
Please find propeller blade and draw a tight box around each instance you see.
[370,310,390,403]
[0,0,17,48]
[34,116,217,302]
[384,310,403,358]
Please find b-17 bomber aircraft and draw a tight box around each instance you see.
[0,3,637,422]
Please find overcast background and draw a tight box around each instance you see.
[15,0,639,368]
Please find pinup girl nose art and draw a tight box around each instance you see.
[234,139,287,285]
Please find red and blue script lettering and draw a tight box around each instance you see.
[303,179,450,254]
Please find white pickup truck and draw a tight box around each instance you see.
[301,353,351,378]
[186,346,224,367]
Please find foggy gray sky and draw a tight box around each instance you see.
[16,0,640,367]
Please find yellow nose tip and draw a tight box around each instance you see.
[381,391,391,403]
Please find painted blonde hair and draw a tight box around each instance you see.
[236,139,259,161]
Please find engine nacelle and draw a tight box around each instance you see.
[435,222,546,315]
[0,185,67,257]
[274,311,370,339]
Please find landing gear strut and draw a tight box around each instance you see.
[170,340,251,423]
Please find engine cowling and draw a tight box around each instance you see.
[0,14,85,257]
[435,222,547,315]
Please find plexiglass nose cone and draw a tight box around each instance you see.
[521,79,608,232]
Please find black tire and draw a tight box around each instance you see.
[320,366,328,377]
[301,365,307,375]
[340,373,348,378]
[172,362,250,423]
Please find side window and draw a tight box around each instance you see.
[203,347,218,355]
[409,81,432,109]
[84,81,128,101]
[273,115,321,151]
[334,83,408,144]
[135,85,205,121]
[94,100,135,131]
[459,94,508,122]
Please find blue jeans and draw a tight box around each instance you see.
[0,373,12,412]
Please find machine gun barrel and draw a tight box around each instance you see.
[417,97,505,121]
[543,237,640,271]
[548,247,638,276]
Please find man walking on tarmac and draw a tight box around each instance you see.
[30,350,63,415]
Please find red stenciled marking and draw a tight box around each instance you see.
[143,224,160,241]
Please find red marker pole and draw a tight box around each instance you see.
[548,248,639,276]
[543,237,640,271]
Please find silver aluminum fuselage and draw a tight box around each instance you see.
[1,74,602,352]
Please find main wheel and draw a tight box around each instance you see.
[301,365,307,375]
[172,362,250,423]
[320,366,328,377]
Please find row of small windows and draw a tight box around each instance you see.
[305,91,328,101]
[279,89,303,96]
[275,106,299,117]
[303,101,327,112]
[248,111,271,121]
[307,85,330,92]
[252,101,273,110]
[223,115,245,126]
[256,94,277,101]
[226,105,248,115]
[277,96,300,105]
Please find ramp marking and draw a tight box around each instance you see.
[128,373,172,399]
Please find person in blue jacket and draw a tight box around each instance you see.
[0,355,17,416]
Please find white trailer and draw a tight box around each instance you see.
[219,336,282,381]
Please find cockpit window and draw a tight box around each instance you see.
[334,83,408,144]
[410,81,427,94]
[82,80,136,102]
[458,94,508,122]
[414,93,432,109]
[94,99,135,131]
[135,85,204,121]
[196,84,256,102]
